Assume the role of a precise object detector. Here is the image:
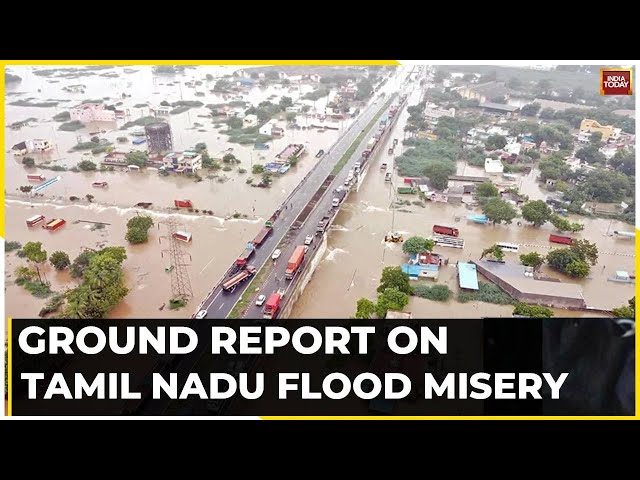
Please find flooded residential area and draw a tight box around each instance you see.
[4,64,636,321]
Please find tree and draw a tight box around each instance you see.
[222,153,239,164]
[520,103,541,117]
[286,112,297,122]
[227,116,243,129]
[546,248,579,271]
[194,142,207,153]
[538,154,571,182]
[575,145,606,164]
[539,108,556,119]
[485,134,507,151]
[125,215,154,244]
[377,266,412,295]
[521,200,552,226]
[570,239,598,265]
[550,215,584,232]
[476,181,499,198]
[565,259,590,278]
[356,78,374,100]
[22,241,48,285]
[434,70,449,83]
[589,131,603,145]
[261,172,272,186]
[265,71,279,80]
[481,244,505,261]
[424,160,455,190]
[612,297,635,319]
[49,251,70,271]
[22,156,35,167]
[355,298,376,319]
[252,164,265,174]
[78,160,97,171]
[483,197,518,225]
[609,150,635,177]
[519,252,545,270]
[513,303,554,318]
[70,250,96,278]
[205,74,214,81]
[462,73,476,82]
[579,169,631,202]
[537,79,553,95]
[375,287,410,318]
[125,151,148,168]
[402,236,435,255]
[160,100,171,106]
[507,77,522,90]
[279,96,293,110]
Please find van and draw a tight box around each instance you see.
[332,198,340,207]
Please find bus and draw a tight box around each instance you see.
[496,242,519,253]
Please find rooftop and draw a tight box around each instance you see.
[458,262,479,290]
[385,311,412,320]
[479,102,520,112]
[473,260,585,300]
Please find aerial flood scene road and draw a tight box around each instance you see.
[4,64,636,321]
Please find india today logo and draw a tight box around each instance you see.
[600,68,633,95]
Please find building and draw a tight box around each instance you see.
[473,260,587,309]
[145,122,173,154]
[503,141,521,157]
[162,151,202,173]
[151,105,171,116]
[70,103,116,123]
[385,311,412,320]
[102,151,129,166]
[424,103,455,124]
[445,185,464,204]
[579,119,622,142]
[340,82,358,101]
[31,139,54,152]
[276,144,305,162]
[457,81,512,104]
[402,262,439,280]
[484,158,504,174]
[243,114,258,128]
[307,73,321,83]
[457,262,479,291]
[600,144,619,160]
[479,102,520,117]
[259,119,278,136]
[11,141,28,155]
[533,98,594,112]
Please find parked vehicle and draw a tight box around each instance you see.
[384,172,392,182]
[315,149,324,158]
[263,290,285,319]
[285,246,306,279]
[380,163,387,170]
[332,198,340,208]
[316,216,331,235]
[44,218,65,231]
[433,225,459,237]
[222,265,257,293]
[304,235,314,245]
[549,234,574,245]
[496,242,519,253]
[236,242,255,266]
[173,231,192,243]
[174,199,193,208]
[92,181,108,188]
[27,174,46,182]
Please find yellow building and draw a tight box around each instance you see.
[579,119,621,142]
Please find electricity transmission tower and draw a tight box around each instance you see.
[159,218,193,300]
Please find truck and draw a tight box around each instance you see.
[285,245,305,280]
[549,234,574,245]
[252,221,274,247]
[27,174,46,182]
[316,215,331,235]
[433,225,459,237]
[222,265,257,293]
[263,289,285,319]
[44,218,66,231]
[174,199,193,208]
[236,242,256,266]
[362,138,377,158]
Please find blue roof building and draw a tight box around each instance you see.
[458,262,479,290]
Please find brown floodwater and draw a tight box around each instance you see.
[290,89,635,318]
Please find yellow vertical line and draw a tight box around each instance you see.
[7,318,12,416]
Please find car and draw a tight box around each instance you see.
[272,249,282,260]
[195,310,208,319]
[304,235,314,245]
[304,246,309,254]
[255,294,266,306]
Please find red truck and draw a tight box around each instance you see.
[222,265,257,293]
[285,245,306,280]
[252,221,274,247]
[236,242,255,266]
[27,174,46,182]
[44,218,66,231]
[549,234,574,245]
[174,199,193,208]
[433,225,459,237]
[263,290,284,319]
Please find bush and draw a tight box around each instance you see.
[222,166,232,172]
[458,282,516,305]
[6,241,22,252]
[252,164,265,174]
[125,215,154,244]
[22,157,35,167]
[78,160,97,171]
[58,120,85,131]
[412,284,451,301]
[246,177,254,184]
[169,298,187,310]
[238,168,247,174]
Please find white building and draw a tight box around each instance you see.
[31,139,54,152]
[484,158,504,174]
[259,119,278,136]
[424,103,455,123]
[600,144,618,160]
[504,141,522,157]
[151,105,171,116]
[486,126,510,137]
[162,151,202,173]
[243,114,258,128]
[70,103,116,123]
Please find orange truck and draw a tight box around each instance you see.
[285,246,305,280]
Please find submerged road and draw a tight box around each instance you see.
[197,71,409,320]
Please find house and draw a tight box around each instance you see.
[600,144,619,160]
[577,131,591,143]
[385,311,412,320]
[402,262,439,280]
[102,151,129,166]
[31,139,54,152]
[286,106,302,114]
[151,105,171,116]
[243,114,258,128]
[259,119,278,136]
[456,81,513,104]
[424,103,455,124]
[445,185,464,204]
[582,202,625,215]
[287,75,303,83]
[271,126,284,137]
[278,72,288,80]
[307,73,321,83]
[484,158,504,174]
[11,141,28,155]
[458,262,479,291]
[579,119,621,142]
[503,141,521,157]
[486,126,510,137]
[235,69,251,78]
[340,82,358,101]
[539,141,560,154]
[238,78,255,87]
[162,151,202,173]
[70,103,116,123]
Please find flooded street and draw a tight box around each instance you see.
[291,90,635,318]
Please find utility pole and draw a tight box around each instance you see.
[159,218,193,300]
